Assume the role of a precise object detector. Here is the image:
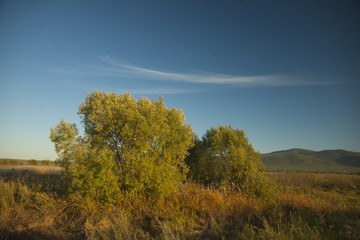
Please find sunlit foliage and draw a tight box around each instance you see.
[186,125,275,199]
[50,91,194,203]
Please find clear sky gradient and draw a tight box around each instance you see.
[1,0,359,160]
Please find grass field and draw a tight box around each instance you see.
[1,165,359,240]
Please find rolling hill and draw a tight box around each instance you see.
[261,148,360,173]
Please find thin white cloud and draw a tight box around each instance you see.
[52,55,335,87]
[117,88,196,95]
[97,55,283,85]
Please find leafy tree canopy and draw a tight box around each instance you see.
[50,91,195,203]
[186,125,275,199]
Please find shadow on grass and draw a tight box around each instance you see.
[0,168,66,197]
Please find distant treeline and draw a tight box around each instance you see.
[0,159,54,166]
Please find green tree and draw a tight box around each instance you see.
[50,91,194,203]
[27,159,39,165]
[41,160,51,165]
[187,125,275,199]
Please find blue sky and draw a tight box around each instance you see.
[1,0,359,160]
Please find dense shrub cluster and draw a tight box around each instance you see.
[50,91,274,204]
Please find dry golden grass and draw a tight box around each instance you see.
[0,165,63,174]
[1,171,360,239]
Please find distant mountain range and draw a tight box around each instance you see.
[2,149,360,173]
[261,148,360,173]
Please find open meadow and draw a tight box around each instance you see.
[2,1,360,239]
[1,163,359,240]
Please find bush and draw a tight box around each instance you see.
[67,145,121,203]
[27,159,38,165]
[41,160,51,165]
[50,91,194,204]
[186,125,276,200]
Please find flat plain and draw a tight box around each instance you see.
[1,159,359,239]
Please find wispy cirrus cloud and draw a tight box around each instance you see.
[95,55,286,86]
[126,88,195,95]
[96,87,197,95]
[52,55,334,87]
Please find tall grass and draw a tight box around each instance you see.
[269,172,360,190]
[1,171,360,239]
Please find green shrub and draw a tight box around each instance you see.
[186,125,276,200]
[27,159,38,165]
[50,91,194,204]
[68,145,121,203]
[41,160,51,165]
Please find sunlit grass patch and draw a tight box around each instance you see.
[1,171,360,239]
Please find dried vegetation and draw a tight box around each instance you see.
[1,169,360,239]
